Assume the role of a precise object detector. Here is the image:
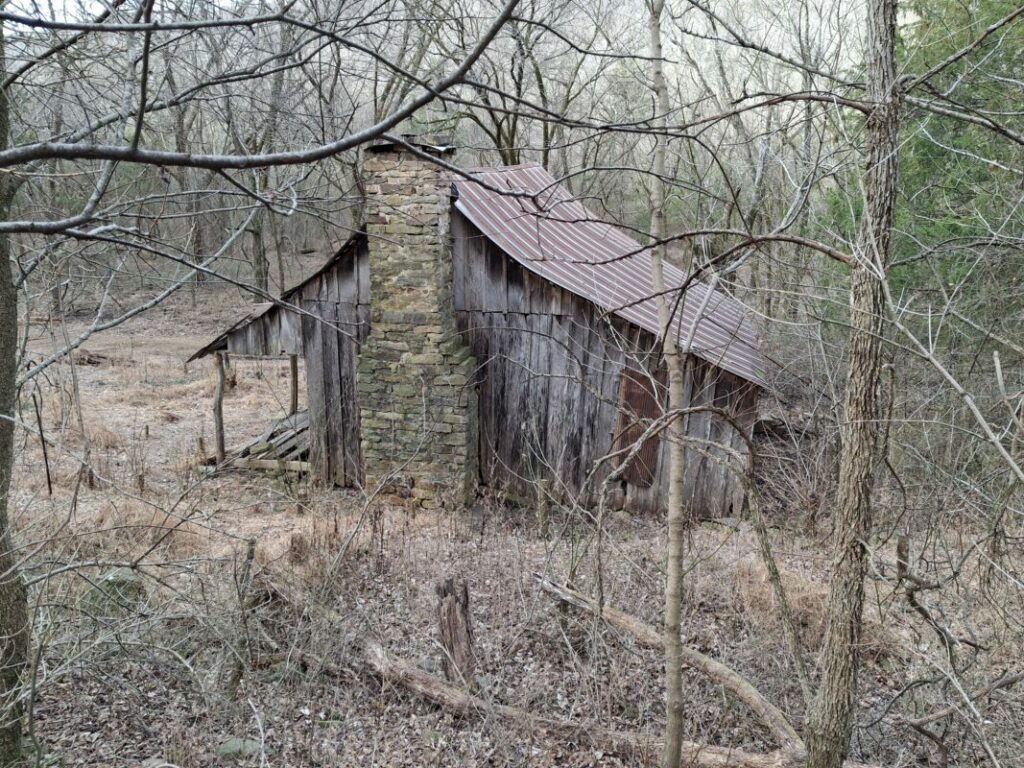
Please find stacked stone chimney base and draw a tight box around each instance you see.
[357,143,478,509]
[357,313,477,508]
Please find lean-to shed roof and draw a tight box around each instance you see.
[187,233,366,362]
[452,163,765,386]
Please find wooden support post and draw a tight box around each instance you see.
[289,354,299,416]
[436,578,476,689]
[214,351,226,464]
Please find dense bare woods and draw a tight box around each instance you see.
[0,0,1022,766]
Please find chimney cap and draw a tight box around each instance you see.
[367,133,455,156]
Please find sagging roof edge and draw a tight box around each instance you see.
[186,232,367,363]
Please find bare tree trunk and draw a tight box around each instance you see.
[249,5,290,298]
[165,66,207,305]
[0,205,28,768]
[0,24,29,766]
[805,0,900,765]
[748,489,813,707]
[270,211,286,295]
[250,219,270,297]
[187,176,207,293]
[646,3,688,766]
[56,291,92,488]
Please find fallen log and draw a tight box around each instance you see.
[256,637,879,767]
[905,670,1024,728]
[532,573,804,752]
[360,638,803,768]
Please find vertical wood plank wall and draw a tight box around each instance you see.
[452,212,756,517]
[223,236,370,487]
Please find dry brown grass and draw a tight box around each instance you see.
[87,423,122,450]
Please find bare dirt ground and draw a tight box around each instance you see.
[9,287,1016,767]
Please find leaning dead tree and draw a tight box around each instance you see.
[533,573,804,754]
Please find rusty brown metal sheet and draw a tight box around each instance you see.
[453,164,766,386]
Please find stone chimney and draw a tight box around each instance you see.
[357,137,477,508]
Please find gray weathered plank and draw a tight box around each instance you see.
[338,302,363,485]
[321,303,345,485]
[302,300,329,483]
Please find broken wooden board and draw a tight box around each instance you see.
[232,458,312,473]
[202,408,313,474]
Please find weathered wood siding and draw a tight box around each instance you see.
[452,212,756,517]
[297,238,370,487]
[220,236,370,487]
[222,302,302,358]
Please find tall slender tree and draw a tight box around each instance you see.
[0,23,29,764]
[645,2,689,765]
[805,0,901,766]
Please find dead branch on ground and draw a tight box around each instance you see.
[532,572,805,752]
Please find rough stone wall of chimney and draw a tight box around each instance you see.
[357,147,478,508]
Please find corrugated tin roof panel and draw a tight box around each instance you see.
[453,164,765,386]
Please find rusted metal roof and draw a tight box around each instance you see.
[453,164,765,386]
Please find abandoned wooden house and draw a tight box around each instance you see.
[189,138,765,516]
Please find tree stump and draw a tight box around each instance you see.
[436,578,476,688]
